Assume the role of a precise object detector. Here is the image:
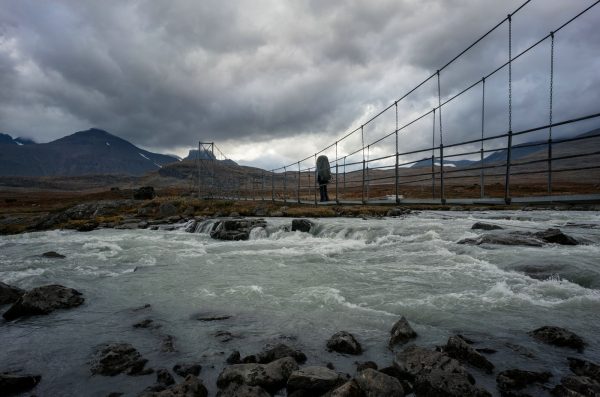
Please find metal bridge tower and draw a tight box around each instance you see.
[197,142,215,199]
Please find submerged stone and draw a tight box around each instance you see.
[3,284,84,321]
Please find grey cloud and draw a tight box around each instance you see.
[0,0,598,169]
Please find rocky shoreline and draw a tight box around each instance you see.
[1,280,599,396]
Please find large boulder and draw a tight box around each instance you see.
[325,380,363,397]
[217,357,298,393]
[355,368,404,397]
[389,317,417,347]
[528,326,585,352]
[291,219,314,233]
[287,366,346,395]
[326,331,362,355]
[443,335,494,373]
[0,373,41,395]
[256,343,307,364]
[134,186,156,200]
[553,375,600,397]
[393,345,490,397]
[159,202,179,218]
[210,219,267,241]
[568,357,600,381]
[91,343,152,376]
[471,222,503,230]
[0,282,24,305]
[3,285,84,321]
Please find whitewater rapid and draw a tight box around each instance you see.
[1,211,599,396]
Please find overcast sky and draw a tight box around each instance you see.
[1,0,599,169]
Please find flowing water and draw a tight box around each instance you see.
[1,211,600,396]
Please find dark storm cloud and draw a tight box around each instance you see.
[0,0,598,167]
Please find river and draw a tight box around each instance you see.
[1,210,599,396]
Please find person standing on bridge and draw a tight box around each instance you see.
[316,155,331,202]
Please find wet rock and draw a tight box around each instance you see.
[253,207,267,217]
[0,372,41,395]
[134,186,156,200]
[42,251,65,258]
[3,284,84,321]
[215,330,235,343]
[139,375,208,397]
[115,222,139,230]
[0,282,24,305]
[356,361,378,372]
[528,326,585,352]
[535,228,578,245]
[386,208,411,217]
[217,357,298,393]
[77,221,99,232]
[173,363,201,377]
[291,219,313,233]
[159,202,178,218]
[457,233,543,247]
[355,368,404,397]
[443,335,494,373]
[389,316,417,347]
[568,357,600,381]
[394,345,490,397]
[91,343,152,376]
[472,222,503,230]
[216,383,270,397]
[327,331,362,355]
[226,351,241,365]
[287,366,346,395]
[210,219,267,241]
[326,362,335,370]
[256,343,307,364]
[378,366,413,395]
[160,335,177,352]
[157,369,175,386]
[553,375,600,397]
[133,319,160,329]
[242,355,257,364]
[325,379,363,397]
[192,312,232,322]
[184,220,197,233]
[496,369,551,392]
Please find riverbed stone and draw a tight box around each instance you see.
[256,343,307,364]
[496,369,551,392]
[355,368,404,397]
[156,369,175,386]
[3,284,84,320]
[210,219,267,241]
[173,363,202,377]
[287,366,346,395]
[553,375,600,396]
[389,316,417,347]
[216,383,270,397]
[291,219,313,233]
[394,345,490,397]
[325,379,363,397]
[139,375,208,397]
[535,228,578,245]
[443,335,494,373]
[355,361,378,372]
[42,251,65,258]
[0,282,24,305]
[568,357,600,381]
[528,326,585,352]
[217,357,298,393]
[457,233,543,247]
[471,222,503,230]
[91,343,152,376]
[0,372,41,395]
[327,331,362,355]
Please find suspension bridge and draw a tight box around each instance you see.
[194,0,600,207]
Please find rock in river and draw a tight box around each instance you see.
[0,281,24,305]
[528,326,586,352]
[389,316,417,347]
[326,331,363,355]
[91,343,152,376]
[210,219,267,241]
[217,357,298,393]
[139,375,208,397]
[256,343,307,364]
[568,357,600,381]
[471,222,503,230]
[354,368,404,397]
[287,366,346,395]
[496,369,551,392]
[443,335,494,373]
[3,284,84,321]
[216,383,270,397]
[173,363,202,377]
[291,219,314,233]
[457,233,543,247]
[42,251,65,258]
[394,345,490,397]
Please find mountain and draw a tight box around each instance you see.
[14,137,36,145]
[0,128,179,176]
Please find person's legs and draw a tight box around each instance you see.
[324,185,329,201]
[319,185,325,202]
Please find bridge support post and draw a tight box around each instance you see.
[283,166,287,204]
[271,171,274,202]
[395,101,399,205]
[335,142,339,204]
[297,162,301,204]
[440,144,445,205]
[505,130,512,204]
[314,154,317,206]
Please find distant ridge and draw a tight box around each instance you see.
[0,128,179,177]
